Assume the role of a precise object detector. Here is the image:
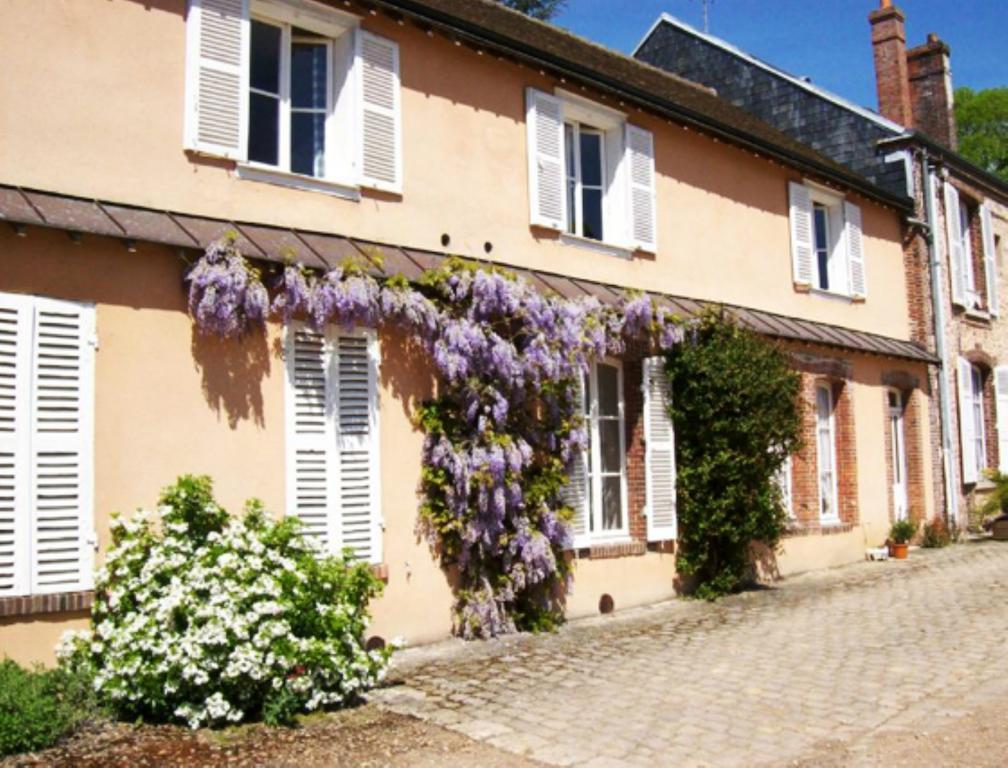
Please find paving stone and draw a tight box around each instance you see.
[374,543,1008,767]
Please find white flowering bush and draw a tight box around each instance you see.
[58,475,390,728]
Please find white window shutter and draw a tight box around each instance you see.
[285,325,338,550]
[844,201,867,299]
[183,0,249,160]
[29,299,96,594]
[996,366,1008,474]
[981,203,999,317]
[356,31,402,193]
[958,356,977,485]
[945,183,966,307]
[788,182,814,288]
[625,125,658,252]
[561,374,590,548]
[0,294,32,596]
[334,332,382,564]
[642,357,676,541]
[525,88,566,231]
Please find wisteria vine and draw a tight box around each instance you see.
[186,237,684,638]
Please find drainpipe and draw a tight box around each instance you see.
[920,149,959,524]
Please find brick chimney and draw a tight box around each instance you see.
[907,33,957,149]
[869,0,912,126]
[868,2,958,149]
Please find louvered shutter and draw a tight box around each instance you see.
[356,31,401,193]
[958,356,977,485]
[29,299,95,594]
[945,183,966,307]
[525,88,567,231]
[0,295,31,596]
[929,173,945,292]
[334,333,382,564]
[981,203,999,317]
[642,357,676,541]
[285,325,337,549]
[625,125,658,252]
[183,0,249,159]
[788,182,814,288]
[996,366,1008,473]
[561,374,590,548]
[844,201,867,299]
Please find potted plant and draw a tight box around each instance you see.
[978,471,1008,540]
[888,519,916,559]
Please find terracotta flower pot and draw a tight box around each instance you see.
[889,542,909,559]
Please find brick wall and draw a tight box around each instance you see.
[623,358,647,543]
[788,370,859,532]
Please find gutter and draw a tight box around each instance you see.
[373,0,913,214]
[880,133,1008,204]
[920,150,959,524]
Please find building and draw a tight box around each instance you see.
[635,0,1008,529]
[0,0,936,664]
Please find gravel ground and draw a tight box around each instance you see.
[2,706,543,768]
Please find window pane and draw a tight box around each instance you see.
[599,419,621,473]
[601,476,622,530]
[579,130,602,187]
[248,92,279,166]
[582,188,603,241]
[564,123,576,180]
[814,204,829,291]
[250,21,281,94]
[291,112,326,177]
[567,180,577,235]
[596,364,619,417]
[291,42,327,109]
[565,124,577,235]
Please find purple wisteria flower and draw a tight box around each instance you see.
[186,236,268,338]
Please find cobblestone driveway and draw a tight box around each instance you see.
[374,541,1008,767]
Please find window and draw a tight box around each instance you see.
[775,454,794,519]
[960,198,978,304]
[285,325,382,563]
[812,202,833,292]
[971,365,987,477]
[184,0,401,193]
[0,292,96,597]
[526,88,657,253]
[788,182,866,299]
[562,361,628,545]
[815,384,838,523]
[565,123,605,241]
[248,21,332,178]
[888,390,908,521]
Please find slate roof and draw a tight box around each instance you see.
[633,14,911,200]
[369,0,911,211]
[0,184,935,364]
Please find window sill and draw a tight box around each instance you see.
[0,590,94,618]
[558,233,635,260]
[236,164,361,201]
[784,520,853,537]
[961,307,992,323]
[808,287,863,304]
[571,538,645,559]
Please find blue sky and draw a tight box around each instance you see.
[553,1,1007,111]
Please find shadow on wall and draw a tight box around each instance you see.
[190,327,270,428]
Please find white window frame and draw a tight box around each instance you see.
[565,121,607,242]
[775,454,794,520]
[888,389,909,522]
[809,187,848,297]
[555,91,633,256]
[971,364,987,476]
[960,199,979,307]
[236,0,360,197]
[815,383,840,524]
[585,359,629,542]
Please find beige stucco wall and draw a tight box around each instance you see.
[0,0,934,664]
[0,0,910,341]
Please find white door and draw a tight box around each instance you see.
[888,390,908,521]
